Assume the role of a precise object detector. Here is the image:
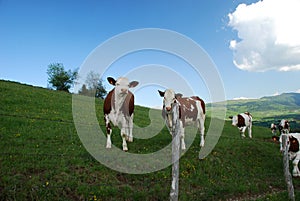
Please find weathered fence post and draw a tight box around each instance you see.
[170,103,180,201]
[282,134,295,201]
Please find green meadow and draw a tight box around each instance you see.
[1,80,299,200]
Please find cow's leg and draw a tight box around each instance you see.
[105,115,112,149]
[180,125,186,150]
[199,117,205,147]
[240,127,246,138]
[127,115,134,142]
[248,124,252,138]
[177,121,186,150]
[121,127,128,151]
[292,159,300,177]
[121,116,128,151]
[167,114,173,135]
[292,154,300,177]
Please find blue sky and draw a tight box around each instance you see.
[1,0,300,107]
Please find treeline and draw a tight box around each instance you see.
[46,63,107,99]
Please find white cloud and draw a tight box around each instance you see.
[232,97,255,100]
[228,0,300,72]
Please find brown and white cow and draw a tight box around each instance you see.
[229,112,253,138]
[158,89,206,150]
[103,77,139,151]
[270,123,277,136]
[280,133,300,177]
[279,119,290,134]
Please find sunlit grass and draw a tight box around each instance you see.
[0,80,299,200]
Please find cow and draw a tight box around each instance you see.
[103,77,139,151]
[271,123,277,136]
[280,133,300,177]
[229,112,253,138]
[270,123,280,142]
[279,119,290,134]
[158,89,206,150]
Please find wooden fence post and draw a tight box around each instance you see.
[282,134,295,201]
[170,103,180,201]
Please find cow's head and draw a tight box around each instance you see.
[158,89,178,112]
[158,89,183,112]
[229,115,238,127]
[284,120,290,129]
[107,77,139,96]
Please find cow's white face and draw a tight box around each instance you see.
[107,77,138,96]
[231,115,238,126]
[115,77,131,95]
[159,89,176,112]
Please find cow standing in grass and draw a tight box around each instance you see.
[271,123,277,136]
[229,112,253,138]
[103,77,139,151]
[270,123,280,141]
[280,133,300,177]
[279,119,290,134]
[158,89,206,150]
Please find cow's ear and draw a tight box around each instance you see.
[158,90,165,97]
[229,116,233,119]
[107,77,116,86]
[175,93,183,99]
[129,81,139,88]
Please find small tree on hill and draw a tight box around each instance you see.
[47,63,78,92]
[78,71,107,99]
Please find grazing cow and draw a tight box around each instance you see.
[279,119,290,134]
[271,123,277,136]
[280,133,300,177]
[158,89,206,150]
[103,77,139,151]
[229,112,253,138]
[270,123,280,142]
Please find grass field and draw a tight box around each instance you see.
[1,80,300,200]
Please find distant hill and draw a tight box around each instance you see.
[209,93,300,131]
[227,93,300,114]
[261,93,300,108]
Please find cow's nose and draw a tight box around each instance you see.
[121,88,128,93]
[166,106,171,111]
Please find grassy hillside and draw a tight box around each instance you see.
[1,80,300,200]
[209,93,300,131]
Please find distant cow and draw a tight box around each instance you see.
[229,112,253,138]
[279,119,290,134]
[158,89,206,150]
[271,123,277,136]
[103,77,139,151]
[280,133,300,177]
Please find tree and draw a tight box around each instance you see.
[78,71,107,99]
[95,79,107,99]
[78,84,90,96]
[47,63,78,92]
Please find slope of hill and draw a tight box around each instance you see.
[224,93,300,115]
[1,80,300,200]
[209,93,300,131]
